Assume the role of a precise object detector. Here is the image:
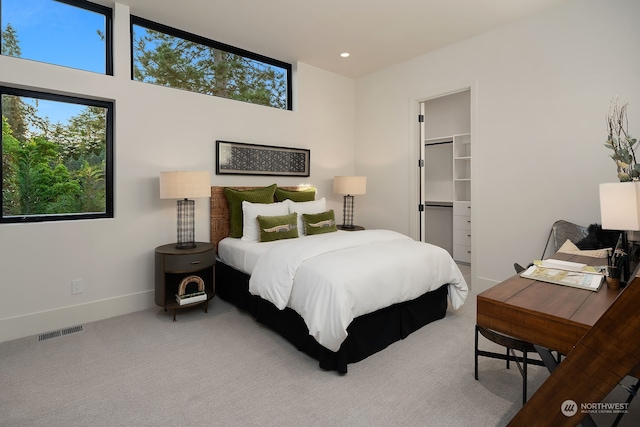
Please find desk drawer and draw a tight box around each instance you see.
[164,252,215,273]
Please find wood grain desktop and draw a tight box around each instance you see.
[477,251,639,376]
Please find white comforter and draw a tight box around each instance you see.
[248,229,468,352]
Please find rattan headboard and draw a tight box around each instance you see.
[210,186,310,250]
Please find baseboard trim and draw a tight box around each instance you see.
[472,276,500,294]
[0,291,155,343]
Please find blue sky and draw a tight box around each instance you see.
[2,0,106,124]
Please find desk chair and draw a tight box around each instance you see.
[475,326,547,404]
[514,220,589,273]
[482,220,586,403]
[545,219,589,256]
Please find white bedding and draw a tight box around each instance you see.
[242,229,468,352]
[218,235,277,274]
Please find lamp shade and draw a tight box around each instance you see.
[160,171,211,199]
[334,176,367,195]
[599,182,640,231]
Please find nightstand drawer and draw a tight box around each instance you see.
[164,252,215,273]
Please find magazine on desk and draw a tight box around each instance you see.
[520,265,604,292]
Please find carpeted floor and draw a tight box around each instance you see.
[0,264,637,426]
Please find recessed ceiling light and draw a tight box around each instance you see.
[340,52,350,58]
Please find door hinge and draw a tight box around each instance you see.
[418,203,425,212]
[418,159,424,167]
[418,114,424,123]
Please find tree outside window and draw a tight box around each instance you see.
[1,89,113,222]
[0,0,111,74]
[131,17,291,110]
[1,1,114,223]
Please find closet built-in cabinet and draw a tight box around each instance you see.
[424,133,471,263]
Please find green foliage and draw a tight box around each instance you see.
[1,23,21,57]
[13,137,76,215]
[132,27,288,109]
[51,106,107,160]
[605,100,638,182]
[2,114,106,216]
[76,161,106,213]
[2,117,21,215]
[1,94,29,142]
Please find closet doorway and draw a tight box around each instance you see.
[419,89,471,264]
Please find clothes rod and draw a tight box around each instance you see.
[424,140,453,146]
[424,203,453,208]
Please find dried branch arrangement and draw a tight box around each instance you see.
[605,99,638,181]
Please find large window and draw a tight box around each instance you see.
[131,16,292,110]
[0,0,112,74]
[1,87,114,223]
[1,0,114,223]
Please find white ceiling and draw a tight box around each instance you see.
[101,0,572,78]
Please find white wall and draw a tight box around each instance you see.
[0,3,355,342]
[355,0,640,290]
[423,90,470,139]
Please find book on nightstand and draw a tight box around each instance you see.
[175,291,207,305]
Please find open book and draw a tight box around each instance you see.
[520,265,604,292]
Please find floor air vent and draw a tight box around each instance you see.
[38,325,83,342]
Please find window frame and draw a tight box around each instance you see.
[130,15,293,111]
[0,0,113,75]
[0,86,114,224]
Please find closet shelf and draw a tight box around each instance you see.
[424,200,453,205]
[424,132,471,264]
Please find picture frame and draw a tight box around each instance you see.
[215,140,310,177]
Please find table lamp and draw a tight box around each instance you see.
[334,176,366,229]
[599,181,640,281]
[160,171,211,249]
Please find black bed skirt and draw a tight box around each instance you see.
[215,261,449,374]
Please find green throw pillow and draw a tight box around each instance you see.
[274,187,316,202]
[224,184,277,238]
[303,210,337,235]
[257,213,299,242]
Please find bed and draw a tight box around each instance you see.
[210,185,468,373]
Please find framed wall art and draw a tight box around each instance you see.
[216,140,310,177]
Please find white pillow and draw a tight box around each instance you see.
[288,197,327,235]
[241,200,290,242]
[557,239,608,259]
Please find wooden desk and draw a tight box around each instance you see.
[477,253,617,355]
[477,252,640,377]
[506,264,640,426]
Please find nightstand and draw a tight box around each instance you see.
[337,225,365,231]
[155,242,215,321]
